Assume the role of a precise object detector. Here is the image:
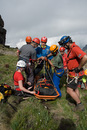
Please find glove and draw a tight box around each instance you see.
[74,67,80,73]
[44,57,48,61]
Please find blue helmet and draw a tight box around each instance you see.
[58,36,72,46]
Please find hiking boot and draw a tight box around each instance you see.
[73,103,85,112]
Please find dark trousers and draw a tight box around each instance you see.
[25,65,34,86]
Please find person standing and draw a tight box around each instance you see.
[47,45,64,97]
[59,47,67,71]
[17,36,40,87]
[59,47,67,87]
[34,36,53,77]
[58,35,87,111]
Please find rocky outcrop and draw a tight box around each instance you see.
[0,15,6,45]
[82,44,87,51]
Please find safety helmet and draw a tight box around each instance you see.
[84,69,87,75]
[32,38,40,45]
[16,60,26,68]
[58,36,72,46]
[50,45,58,53]
[41,36,47,43]
[59,47,65,51]
[26,36,32,43]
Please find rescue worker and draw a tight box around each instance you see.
[59,47,67,87]
[13,60,35,96]
[59,47,67,71]
[58,35,87,111]
[17,36,32,57]
[47,45,64,97]
[34,36,52,78]
[17,36,40,87]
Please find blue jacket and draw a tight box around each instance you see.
[36,45,53,60]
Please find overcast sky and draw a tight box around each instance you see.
[0,0,87,48]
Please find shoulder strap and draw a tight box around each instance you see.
[67,45,78,61]
[59,53,63,61]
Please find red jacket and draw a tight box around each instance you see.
[67,42,86,77]
[14,71,25,91]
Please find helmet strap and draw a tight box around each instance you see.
[52,51,57,56]
[16,66,21,71]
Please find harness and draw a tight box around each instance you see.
[14,85,19,89]
[54,54,64,77]
[67,73,79,84]
[54,67,64,78]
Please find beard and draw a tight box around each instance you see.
[65,45,70,49]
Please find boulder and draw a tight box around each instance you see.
[0,15,7,45]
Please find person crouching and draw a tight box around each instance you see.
[13,60,35,96]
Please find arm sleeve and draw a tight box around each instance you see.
[73,47,86,60]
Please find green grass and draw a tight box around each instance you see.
[11,98,57,130]
[0,54,17,86]
[0,45,87,130]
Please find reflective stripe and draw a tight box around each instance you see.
[54,69,64,75]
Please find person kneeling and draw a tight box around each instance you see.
[13,60,35,97]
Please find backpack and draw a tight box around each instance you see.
[0,84,12,101]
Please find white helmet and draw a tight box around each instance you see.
[16,60,26,68]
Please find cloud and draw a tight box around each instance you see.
[0,0,87,48]
[15,33,87,49]
[16,39,26,49]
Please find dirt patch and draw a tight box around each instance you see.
[0,49,16,56]
[41,101,64,122]
[0,123,12,130]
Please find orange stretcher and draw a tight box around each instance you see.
[34,78,59,100]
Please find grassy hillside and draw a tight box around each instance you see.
[0,44,87,130]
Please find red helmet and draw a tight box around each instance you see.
[59,47,65,51]
[26,36,32,43]
[41,36,47,43]
[32,38,40,45]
